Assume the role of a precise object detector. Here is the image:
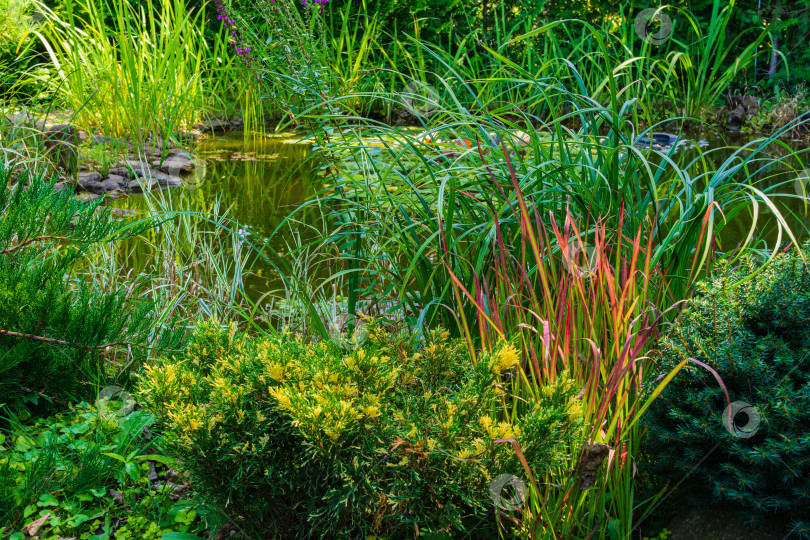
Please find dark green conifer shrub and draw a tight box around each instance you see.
[0,164,182,411]
[643,245,810,532]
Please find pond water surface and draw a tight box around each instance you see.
[109,129,810,314]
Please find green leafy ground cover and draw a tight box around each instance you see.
[0,403,211,539]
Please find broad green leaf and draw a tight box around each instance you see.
[69,423,90,434]
[37,493,58,507]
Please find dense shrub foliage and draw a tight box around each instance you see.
[644,245,810,530]
[0,165,181,411]
[139,319,585,537]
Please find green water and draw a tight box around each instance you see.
[110,132,323,305]
[675,131,810,249]
[108,130,810,312]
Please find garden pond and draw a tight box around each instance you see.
[108,129,810,313]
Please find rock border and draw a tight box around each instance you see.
[1,113,245,197]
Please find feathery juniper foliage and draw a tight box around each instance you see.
[0,164,182,411]
[643,244,810,533]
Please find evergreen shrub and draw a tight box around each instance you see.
[0,165,181,411]
[644,245,810,531]
[139,319,585,537]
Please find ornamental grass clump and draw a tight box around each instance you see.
[139,318,584,537]
[643,244,810,533]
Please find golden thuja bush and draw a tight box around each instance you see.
[139,319,584,537]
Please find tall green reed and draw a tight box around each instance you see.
[27,0,210,143]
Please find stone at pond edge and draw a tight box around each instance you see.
[727,105,747,131]
[157,158,194,175]
[193,119,231,134]
[724,94,759,131]
[77,171,103,184]
[127,177,154,191]
[105,174,127,185]
[79,181,104,193]
[101,178,125,192]
[78,171,104,193]
[44,124,79,175]
[74,192,101,203]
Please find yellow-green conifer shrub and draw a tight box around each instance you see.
[139,319,584,537]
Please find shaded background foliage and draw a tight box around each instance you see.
[2,0,808,108]
[314,0,808,89]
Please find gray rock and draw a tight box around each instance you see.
[142,169,174,182]
[79,180,104,193]
[77,171,103,184]
[116,161,156,179]
[142,143,164,157]
[74,192,101,203]
[725,94,759,131]
[167,147,193,159]
[44,124,79,174]
[101,179,125,192]
[157,176,183,188]
[122,160,148,170]
[107,167,131,177]
[194,119,230,134]
[727,105,746,131]
[158,158,194,175]
[127,177,155,191]
[105,174,127,185]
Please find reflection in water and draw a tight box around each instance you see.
[109,133,324,308]
[105,130,810,322]
[672,131,810,250]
